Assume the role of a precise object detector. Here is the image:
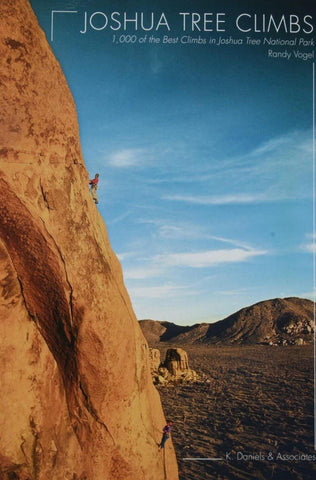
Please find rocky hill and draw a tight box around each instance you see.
[0,2,178,479]
[140,297,314,346]
[203,297,314,345]
[139,319,197,343]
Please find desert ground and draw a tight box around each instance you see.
[156,344,315,480]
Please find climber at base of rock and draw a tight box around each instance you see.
[89,173,99,204]
[158,420,173,449]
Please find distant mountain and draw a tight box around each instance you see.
[139,297,314,346]
[139,319,195,344]
[202,297,314,345]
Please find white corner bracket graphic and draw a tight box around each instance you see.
[51,11,78,42]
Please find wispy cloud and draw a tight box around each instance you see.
[123,266,163,280]
[127,284,196,298]
[117,251,137,261]
[224,129,311,177]
[303,243,316,253]
[108,148,148,168]
[157,129,312,202]
[251,130,311,159]
[215,290,244,296]
[137,218,252,249]
[108,210,132,225]
[154,248,267,268]
[162,193,281,205]
[300,233,316,253]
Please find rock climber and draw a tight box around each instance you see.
[158,420,173,449]
[89,173,99,204]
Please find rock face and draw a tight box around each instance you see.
[0,1,178,479]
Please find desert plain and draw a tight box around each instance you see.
[155,343,315,480]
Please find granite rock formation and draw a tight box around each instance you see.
[164,348,189,376]
[0,1,178,479]
[150,348,201,385]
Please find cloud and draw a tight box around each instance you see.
[157,129,312,202]
[216,290,245,296]
[116,251,137,261]
[162,193,278,205]
[108,210,132,225]
[300,233,316,253]
[108,148,148,168]
[123,267,163,280]
[251,130,312,159]
[154,248,267,268]
[137,218,252,249]
[302,243,316,253]
[138,220,207,240]
[127,284,196,298]
[251,134,294,156]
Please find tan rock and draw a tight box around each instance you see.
[164,348,190,376]
[157,375,168,385]
[149,348,161,372]
[159,366,170,379]
[0,1,178,479]
[155,348,202,385]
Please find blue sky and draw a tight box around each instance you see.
[30,0,315,324]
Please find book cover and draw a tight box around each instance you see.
[1,0,315,479]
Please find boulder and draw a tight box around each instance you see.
[0,1,178,479]
[164,348,190,376]
[153,348,203,385]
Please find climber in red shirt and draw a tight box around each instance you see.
[89,173,99,204]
